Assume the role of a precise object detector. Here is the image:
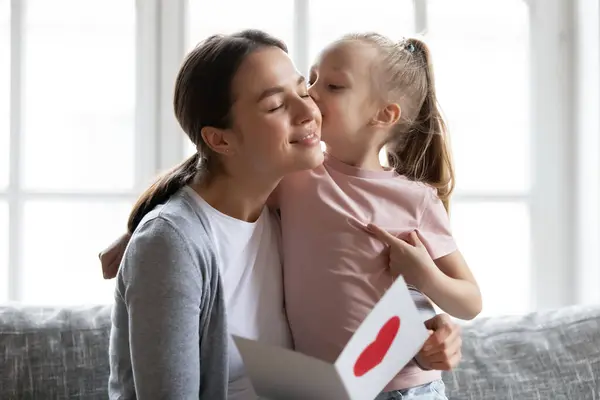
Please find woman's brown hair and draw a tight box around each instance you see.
[127,30,287,233]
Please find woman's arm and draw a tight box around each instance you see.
[117,218,204,398]
[414,313,462,370]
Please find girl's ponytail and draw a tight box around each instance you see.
[386,38,454,212]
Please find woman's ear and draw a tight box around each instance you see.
[200,127,235,156]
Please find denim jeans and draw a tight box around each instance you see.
[374,380,447,400]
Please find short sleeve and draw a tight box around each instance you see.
[417,191,457,260]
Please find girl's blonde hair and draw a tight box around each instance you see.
[340,33,455,212]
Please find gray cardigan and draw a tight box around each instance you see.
[108,189,229,399]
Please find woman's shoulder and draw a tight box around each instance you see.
[129,191,218,267]
[143,189,211,231]
[118,215,218,302]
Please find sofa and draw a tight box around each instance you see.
[0,304,599,399]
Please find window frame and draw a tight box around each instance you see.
[3,0,598,310]
[177,0,598,312]
[3,0,160,301]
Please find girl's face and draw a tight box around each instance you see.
[223,47,324,179]
[308,41,382,151]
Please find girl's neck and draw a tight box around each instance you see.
[324,143,384,171]
[191,173,279,223]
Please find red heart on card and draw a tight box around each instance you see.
[353,316,400,377]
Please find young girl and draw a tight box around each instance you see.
[274,33,481,399]
[100,32,479,399]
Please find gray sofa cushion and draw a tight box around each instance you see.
[443,305,600,399]
[1,303,599,399]
[0,305,111,400]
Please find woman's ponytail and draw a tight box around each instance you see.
[127,153,200,233]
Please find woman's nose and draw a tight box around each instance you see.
[295,97,319,125]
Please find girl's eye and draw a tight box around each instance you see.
[328,84,344,90]
[268,104,283,113]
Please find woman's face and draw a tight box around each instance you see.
[226,47,323,179]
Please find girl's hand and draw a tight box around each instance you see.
[366,224,438,291]
[99,232,131,279]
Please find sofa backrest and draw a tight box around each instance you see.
[443,305,600,399]
[0,305,111,399]
[1,304,599,399]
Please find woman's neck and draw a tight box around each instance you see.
[191,174,279,223]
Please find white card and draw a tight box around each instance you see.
[333,276,429,399]
[234,336,351,400]
[233,276,429,400]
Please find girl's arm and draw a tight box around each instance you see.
[414,190,482,320]
[99,232,131,279]
[367,188,482,320]
[423,249,482,320]
[266,185,280,210]
[366,225,482,320]
[266,179,284,210]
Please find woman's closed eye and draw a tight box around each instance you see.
[268,92,311,112]
[327,84,344,90]
[268,104,283,113]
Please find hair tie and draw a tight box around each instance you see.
[406,43,416,53]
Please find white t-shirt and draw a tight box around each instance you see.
[184,187,292,400]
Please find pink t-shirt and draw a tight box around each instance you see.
[278,153,457,391]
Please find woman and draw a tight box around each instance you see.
[103,30,461,399]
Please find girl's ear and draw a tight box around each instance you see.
[370,103,401,127]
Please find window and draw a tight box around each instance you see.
[22,0,136,192]
[3,0,592,314]
[0,203,6,302]
[187,0,294,53]
[308,0,415,67]
[451,203,530,316]
[0,0,8,301]
[427,0,530,194]
[425,0,532,316]
[0,0,8,191]
[22,201,131,304]
[181,0,535,317]
[3,0,138,304]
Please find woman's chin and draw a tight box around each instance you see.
[291,146,325,172]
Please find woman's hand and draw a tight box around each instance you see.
[415,313,462,370]
[366,224,438,291]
